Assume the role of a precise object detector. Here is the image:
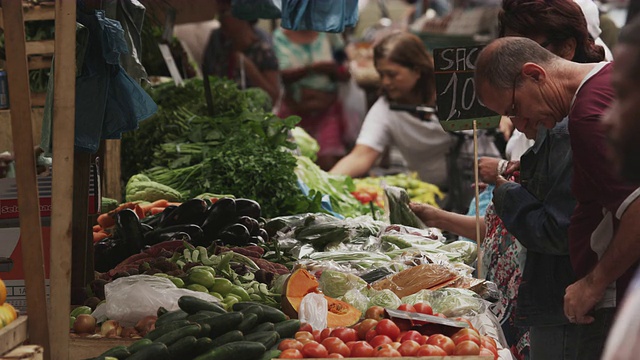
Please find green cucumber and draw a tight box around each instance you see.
[238,305,264,323]
[154,324,201,346]
[243,331,280,349]
[154,309,188,328]
[198,323,211,338]
[237,313,258,333]
[193,341,266,360]
[157,307,169,317]
[178,295,226,314]
[126,342,170,360]
[144,320,192,341]
[167,335,198,359]
[98,345,130,359]
[273,319,301,339]
[210,330,244,347]
[199,311,244,338]
[232,302,287,323]
[259,349,282,360]
[128,338,153,354]
[193,337,216,356]
[246,322,275,334]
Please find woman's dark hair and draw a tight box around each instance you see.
[498,0,605,63]
[373,32,436,104]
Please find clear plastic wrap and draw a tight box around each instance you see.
[318,270,367,298]
[427,288,487,317]
[368,289,402,309]
[342,288,370,315]
[384,186,427,229]
[371,263,459,298]
[439,240,478,265]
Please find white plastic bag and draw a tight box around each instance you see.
[298,293,327,331]
[96,275,220,327]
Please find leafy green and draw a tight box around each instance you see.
[318,270,367,298]
[291,127,320,161]
[368,289,402,309]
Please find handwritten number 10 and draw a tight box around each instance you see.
[440,73,476,120]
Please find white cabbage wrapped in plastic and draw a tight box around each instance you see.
[319,270,367,298]
[368,289,402,309]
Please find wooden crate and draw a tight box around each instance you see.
[68,337,136,360]
[0,345,43,360]
[0,317,28,357]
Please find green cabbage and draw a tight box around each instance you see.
[368,289,401,309]
[342,288,370,315]
[291,127,320,161]
[401,289,434,305]
[319,270,367,298]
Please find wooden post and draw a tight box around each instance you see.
[1,1,51,356]
[473,120,483,279]
[49,1,77,359]
[104,140,122,201]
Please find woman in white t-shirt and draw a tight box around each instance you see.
[329,32,452,188]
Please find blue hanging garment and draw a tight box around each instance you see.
[281,0,359,33]
[231,0,282,20]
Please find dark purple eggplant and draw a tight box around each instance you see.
[202,197,237,240]
[115,208,145,253]
[157,198,209,228]
[258,228,270,242]
[144,224,203,246]
[235,199,261,220]
[237,216,260,236]
[219,223,250,246]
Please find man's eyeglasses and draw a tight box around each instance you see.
[507,73,521,119]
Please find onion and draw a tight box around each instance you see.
[100,320,121,337]
[121,327,140,338]
[134,315,157,336]
[73,314,97,334]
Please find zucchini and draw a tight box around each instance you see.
[157,307,169,317]
[259,349,282,360]
[128,338,153,354]
[154,309,188,328]
[232,302,287,323]
[154,324,201,346]
[144,320,192,341]
[98,345,130,359]
[244,331,280,349]
[126,342,170,360]
[193,337,216,356]
[198,323,212,338]
[193,341,266,360]
[273,319,301,339]
[237,313,258,333]
[246,322,275,334]
[178,295,226,314]
[210,330,243,347]
[168,335,198,359]
[238,305,264,323]
[200,311,244,338]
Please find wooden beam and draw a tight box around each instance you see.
[25,40,54,56]
[1,2,51,357]
[49,1,77,359]
[28,56,53,70]
[0,316,28,356]
[104,140,122,200]
[30,93,46,107]
[23,5,56,22]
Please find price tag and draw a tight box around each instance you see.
[434,46,500,131]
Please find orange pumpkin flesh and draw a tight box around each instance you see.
[282,269,361,328]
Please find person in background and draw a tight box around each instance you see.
[329,31,452,189]
[474,36,640,360]
[600,16,640,360]
[273,29,351,171]
[202,0,280,104]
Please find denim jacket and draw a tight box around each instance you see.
[493,119,577,327]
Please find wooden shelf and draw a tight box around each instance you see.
[0,345,42,360]
[68,337,135,360]
[0,4,55,28]
[28,56,52,71]
[25,40,54,56]
[0,317,28,356]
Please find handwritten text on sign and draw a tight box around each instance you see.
[434,46,498,130]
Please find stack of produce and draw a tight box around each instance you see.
[0,278,17,328]
[353,172,445,208]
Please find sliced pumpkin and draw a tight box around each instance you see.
[281,268,361,328]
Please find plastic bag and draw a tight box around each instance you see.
[384,186,426,229]
[368,289,402,309]
[371,264,459,298]
[342,288,370,315]
[427,288,486,317]
[319,270,367,298]
[298,293,328,331]
[100,275,220,327]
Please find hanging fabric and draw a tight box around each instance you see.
[281,0,359,33]
[231,0,282,21]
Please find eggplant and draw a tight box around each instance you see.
[115,208,145,253]
[156,205,179,225]
[202,197,237,239]
[237,216,260,236]
[249,235,265,245]
[219,223,251,246]
[144,224,203,246]
[235,198,261,220]
[140,223,154,234]
[157,198,209,228]
[258,228,270,242]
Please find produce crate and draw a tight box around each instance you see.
[68,337,135,360]
[0,316,28,356]
[0,345,43,360]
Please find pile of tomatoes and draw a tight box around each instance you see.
[278,302,499,358]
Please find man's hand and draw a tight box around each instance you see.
[478,157,501,184]
[564,275,607,324]
[409,202,440,227]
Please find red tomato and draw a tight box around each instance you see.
[365,329,377,343]
[397,340,421,356]
[279,349,303,359]
[365,306,386,321]
[453,340,481,355]
[350,341,375,357]
[397,303,416,312]
[451,328,481,344]
[312,329,322,343]
[400,330,425,344]
[345,341,356,351]
[480,347,498,359]
[375,348,402,357]
[422,335,429,344]
[278,339,304,351]
[295,331,314,342]
[327,354,344,358]
[302,342,329,358]
[320,328,332,342]
[369,335,393,349]
[416,344,448,356]
[299,323,313,333]
[425,334,455,355]
[455,334,482,346]
[321,338,350,357]
[357,319,378,340]
[433,312,447,318]
[330,327,358,343]
[481,335,498,349]
[455,317,475,330]
[376,319,401,340]
[413,302,434,315]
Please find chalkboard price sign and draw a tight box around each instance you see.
[434,46,500,131]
